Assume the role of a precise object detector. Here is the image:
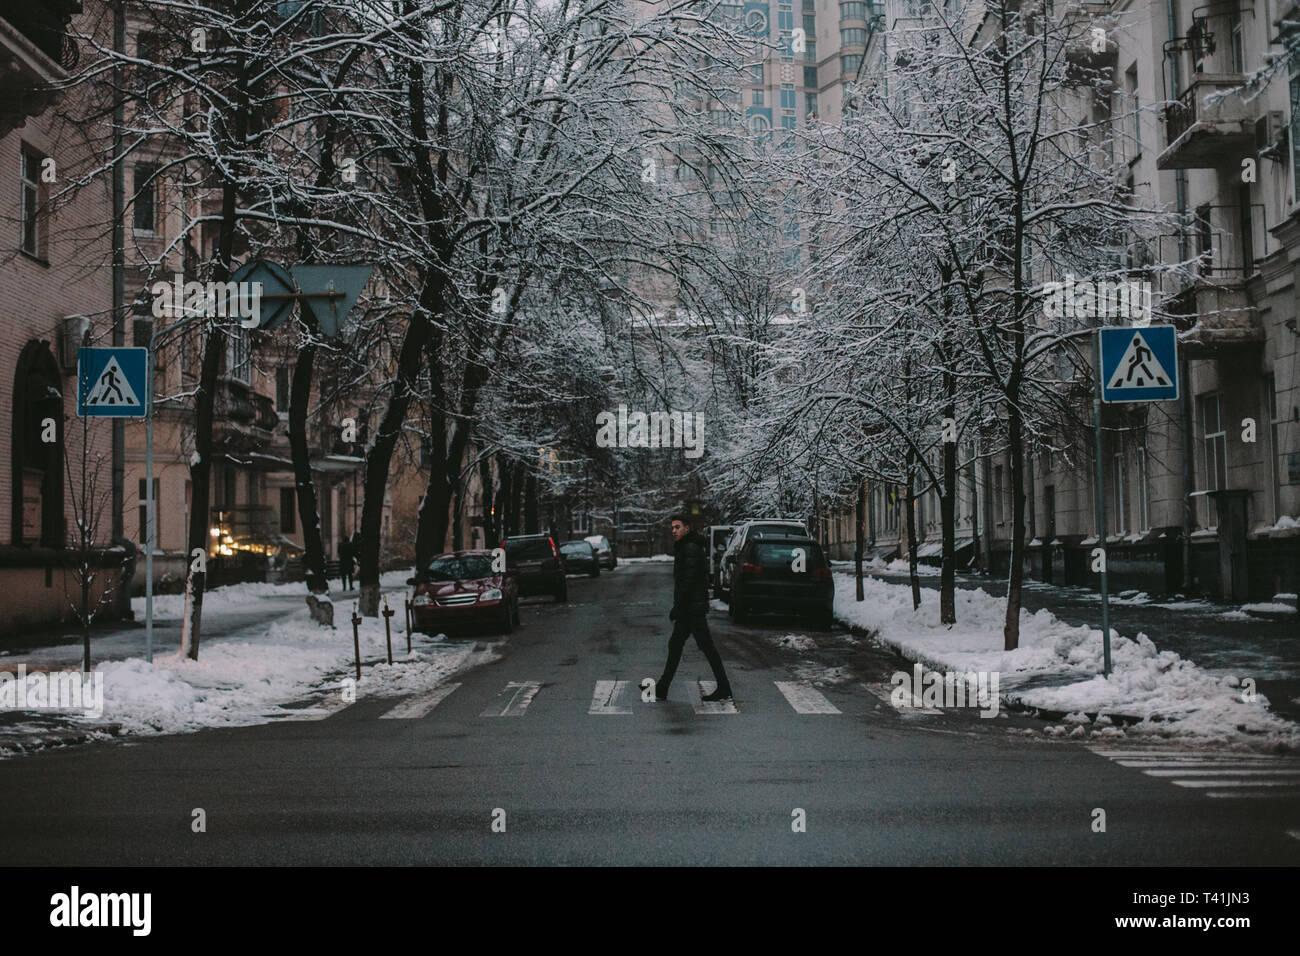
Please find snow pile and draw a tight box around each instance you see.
[132,568,414,619]
[832,572,1299,747]
[621,554,673,563]
[776,633,818,651]
[68,609,489,739]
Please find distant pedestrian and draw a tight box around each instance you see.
[648,513,733,702]
[338,535,353,590]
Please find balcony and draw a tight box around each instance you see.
[1063,8,1118,84]
[0,2,80,136]
[1157,74,1257,170]
[1161,204,1267,357]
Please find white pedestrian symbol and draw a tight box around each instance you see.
[85,357,141,407]
[1107,332,1171,390]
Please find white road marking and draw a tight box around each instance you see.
[1171,780,1293,788]
[589,680,633,715]
[276,696,354,721]
[481,681,542,717]
[1092,750,1277,759]
[379,683,461,719]
[774,681,841,714]
[690,681,738,714]
[1140,768,1300,777]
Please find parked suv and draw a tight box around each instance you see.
[717,518,809,601]
[502,534,568,602]
[729,536,833,630]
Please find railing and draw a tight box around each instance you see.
[2,2,81,68]
[1138,203,1267,282]
[1163,74,1251,147]
[215,380,280,432]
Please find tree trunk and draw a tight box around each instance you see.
[905,452,921,611]
[289,341,332,625]
[480,455,495,545]
[524,473,538,534]
[940,376,956,625]
[854,476,865,602]
[1004,403,1027,650]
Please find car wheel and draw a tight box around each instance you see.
[733,600,748,625]
[500,607,515,635]
[556,581,568,602]
[510,601,521,629]
[815,612,833,632]
[590,566,600,578]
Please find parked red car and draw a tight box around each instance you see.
[409,550,520,635]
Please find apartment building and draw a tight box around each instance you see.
[0,1,125,634]
[821,0,1299,603]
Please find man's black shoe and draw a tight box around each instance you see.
[701,687,733,702]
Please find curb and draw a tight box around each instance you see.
[0,722,122,757]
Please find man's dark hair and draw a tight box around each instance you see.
[668,513,693,527]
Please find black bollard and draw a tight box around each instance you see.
[351,604,362,681]
[382,596,395,665]
[404,597,412,654]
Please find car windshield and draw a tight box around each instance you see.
[560,543,590,555]
[752,542,826,569]
[505,538,553,560]
[750,523,806,538]
[424,556,495,581]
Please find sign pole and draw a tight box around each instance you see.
[1091,330,1113,676]
[145,337,155,663]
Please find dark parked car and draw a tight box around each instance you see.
[583,534,617,569]
[718,519,810,600]
[502,534,568,602]
[410,550,520,634]
[560,540,601,577]
[729,536,833,630]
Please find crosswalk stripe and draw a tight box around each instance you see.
[1092,747,1300,798]
[775,681,841,714]
[589,680,633,715]
[276,697,354,721]
[481,681,542,717]
[690,680,738,714]
[379,683,461,719]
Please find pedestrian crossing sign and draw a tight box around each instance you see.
[1099,326,1178,403]
[77,347,148,417]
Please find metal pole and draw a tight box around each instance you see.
[145,338,155,663]
[1091,331,1113,676]
[382,596,394,665]
[351,604,362,680]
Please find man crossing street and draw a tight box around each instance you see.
[649,513,733,703]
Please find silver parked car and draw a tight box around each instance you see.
[583,534,617,570]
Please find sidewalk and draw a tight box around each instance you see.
[830,563,1300,748]
[0,570,490,758]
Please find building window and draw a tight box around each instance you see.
[993,465,1004,527]
[20,146,47,259]
[803,13,816,34]
[1136,446,1150,532]
[1112,451,1127,534]
[780,87,796,109]
[1291,55,1300,207]
[1199,392,1227,526]
[751,62,764,84]
[1229,11,1244,74]
[841,54,862,75]
[280,487,296,533]
[133,164,158,233]
[1125,65,1140,161]
[138,478,160,545]
[778,10,794,30]
[752,88,765,106]
[276,365,290,413]
[11,341,64,546]
[805,92,818,118]
[228,327,250,384]
[841,28,867,46]
[840,1,867,18]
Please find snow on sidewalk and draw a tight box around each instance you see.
[833,571,1300,748]
[3,573,493,754]
[130,568,413,619]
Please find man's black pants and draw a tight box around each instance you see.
[659,611,731,695]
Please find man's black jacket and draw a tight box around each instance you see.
[672,530,710,618]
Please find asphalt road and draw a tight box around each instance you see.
[1,563,1297,865]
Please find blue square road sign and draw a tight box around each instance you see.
[1099,326,1179,403]
[77,347,148,417]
